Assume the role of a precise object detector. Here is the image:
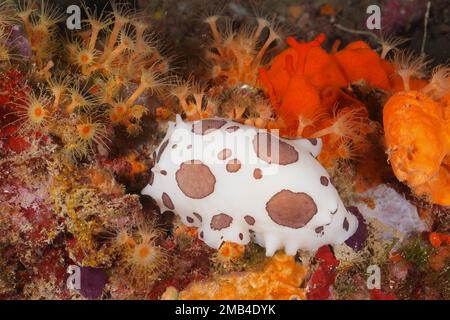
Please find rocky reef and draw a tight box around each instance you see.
[0,0,449,300]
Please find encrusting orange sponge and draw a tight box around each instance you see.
[383,90,450,206]
[259,34,348,132]
[258,34,430,136]
[258,34,397,139]
[179,252,307,300]
[333,40,391,91]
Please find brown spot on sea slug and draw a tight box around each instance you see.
[175,160,216,199]
[225,125,240,133]
[320,176,329,186]
[253,132,298,165]
[343,217,349,231]
[244,215,255,225]
[162,192,175,210]
[192,119,227,135]
[265,190,317,228]
[253,168,263,179]
[217,148,232,160]
[193,212,202,222]
[210,213,233,231]
[226,159,241,173]
[156,140,169,163]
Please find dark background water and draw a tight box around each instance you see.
[56,0,449,77]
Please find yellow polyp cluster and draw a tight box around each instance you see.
[378,35,409,60]
[70,12,171,135]
[5,1,172,162]
[26,94,47,125]
[68,2,167,81]
[16,0,62,69]
[114,223,167,287]
[167,78,277,127]
[109,99,149,136]
[64,80,99,114]
[311,106,371,144]
[335,138,363,164]
[75,116,110,153]
[125,152,148,176]
[170,78,218,121]
[8,91,51,134]
[219,88,276,127]
[311,106,374,168]
[212,242,246,272]
[25,78,109,160]
[46,75,70,110]
[47,119,89,160]
[180,252,307,300]
[204,15,283,87]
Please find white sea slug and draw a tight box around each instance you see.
[142,116,358,256]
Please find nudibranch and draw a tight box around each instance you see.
[141,116,358,256]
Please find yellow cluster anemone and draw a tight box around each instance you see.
[16,0,62,69]
[204,14,283,87]
[113,222,167,288]
[6,1,172,163]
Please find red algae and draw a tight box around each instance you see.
[307,246,339,300]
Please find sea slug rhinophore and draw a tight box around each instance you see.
[141,116,358,256]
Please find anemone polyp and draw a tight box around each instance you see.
[65,82,98,113]
[422,65,450,99]
[139,67,167,95]
[9,92,49,134]
[115,229,135,248]
[109,102,128,123]
[77,48,95,66]
[76,123,97,141]
[132,243,159,265]
[118,225,167,286]
[203,14,283,86]
[336,138,363,163]
[76,118,110,152]
[392,50,430,91]
[27,100,47,125]
[114,103,127,115]
[311,107,370,145]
